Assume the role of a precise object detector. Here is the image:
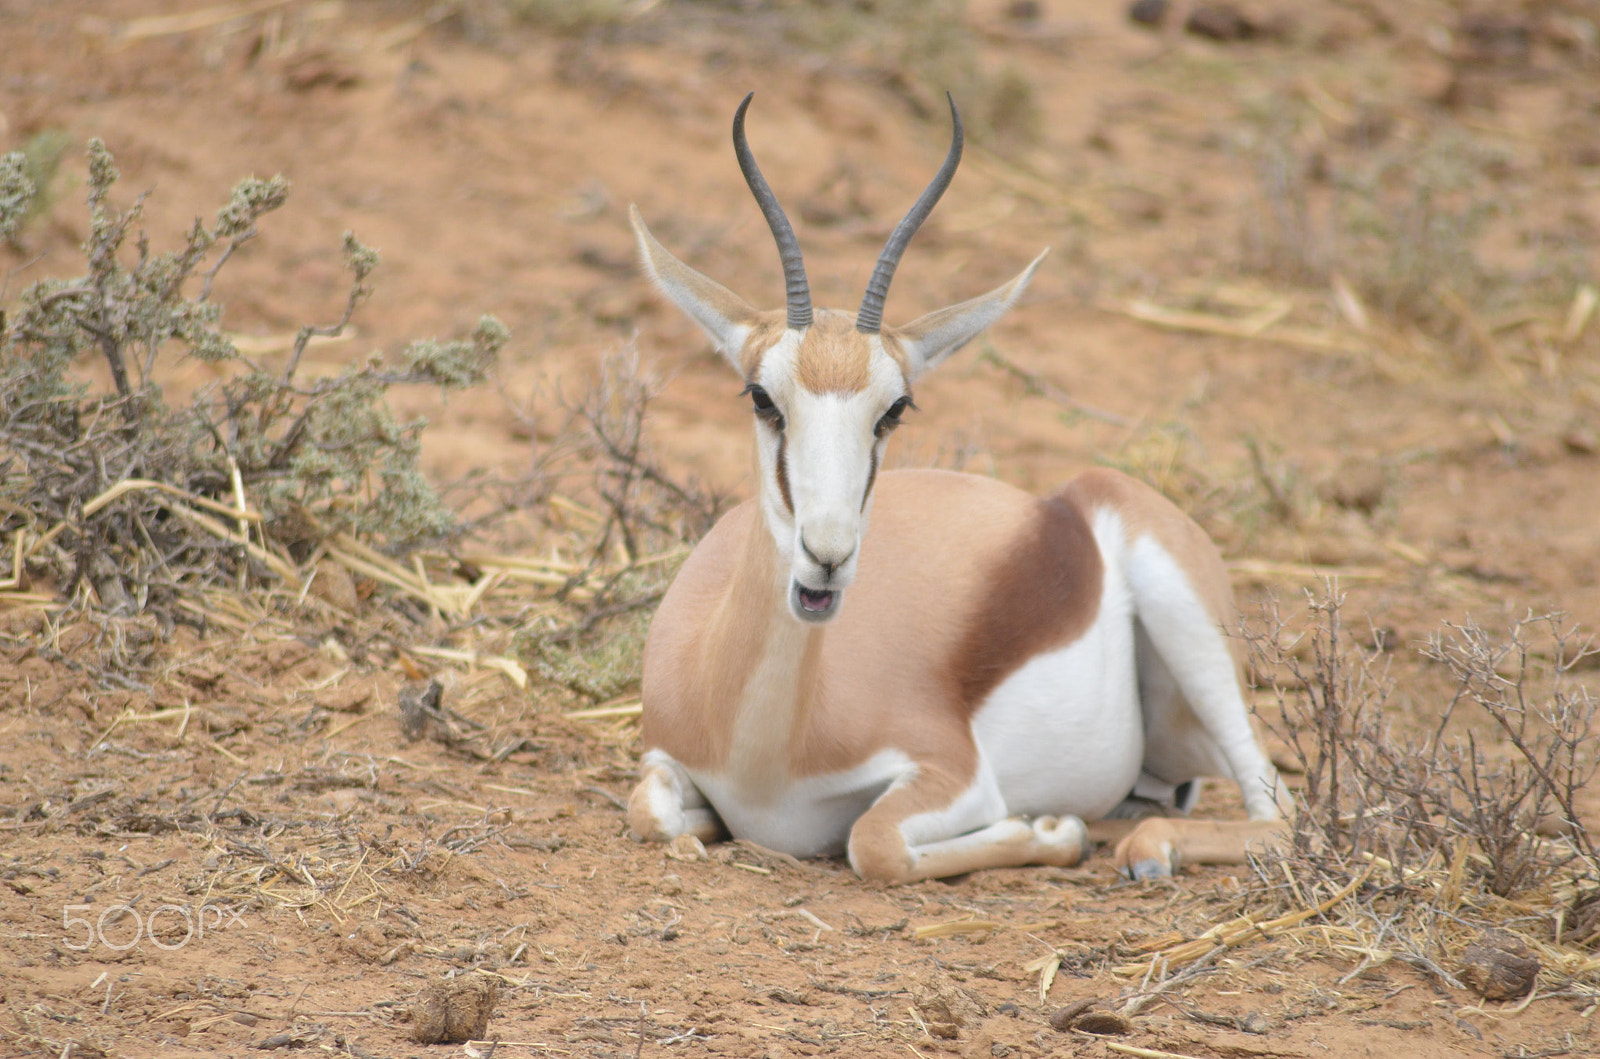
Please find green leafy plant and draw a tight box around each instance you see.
[0,140,507,626]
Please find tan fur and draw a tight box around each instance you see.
[875,326,913,381]
[847,759,984,881]
[638,500,780,771]
[793,312,872,394]
[642,470,1080,783]
[737,313,787,379]
[1100,817,1287,870]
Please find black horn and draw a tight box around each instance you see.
[733,93,813,331]
[856,94,963,335]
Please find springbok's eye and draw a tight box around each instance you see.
[875,395,914,438]
[742,384,784,430]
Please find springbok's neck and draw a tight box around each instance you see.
[719,495,825,796]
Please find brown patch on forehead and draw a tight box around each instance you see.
[946,495,1104,714]
[793,313,873,394]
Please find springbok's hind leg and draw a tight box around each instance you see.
[1112,818,1289,880]
[628,750,725,844]
[1122,528,1289,825]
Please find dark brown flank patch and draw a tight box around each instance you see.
[946,493,1104,713]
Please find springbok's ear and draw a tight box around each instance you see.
[631,205,761,370]
[892,249,1048,379]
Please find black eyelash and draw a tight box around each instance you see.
[875,395,914,438]
[741,383,784,429]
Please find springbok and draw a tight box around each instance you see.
[626,94,1289,883]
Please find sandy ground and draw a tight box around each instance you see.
[3,1,1599,1056]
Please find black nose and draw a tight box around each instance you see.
[799,536,853,579]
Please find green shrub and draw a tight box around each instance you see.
[0,140,507,624]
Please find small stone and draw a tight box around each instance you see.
[307,561,358,612]
[1128,0,1168,27]
[912,972,987,1036]
[666,834,707,862]
[282,52,362,92]
[1319,459,1387,514]
[1460,930,1539,1001]
[341,921,389,963]
[1186,2,1256,41]
[1563,426,1598,456]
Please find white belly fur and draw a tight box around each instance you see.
[687,749,912,859]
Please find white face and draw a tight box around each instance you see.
[746,331,912,624]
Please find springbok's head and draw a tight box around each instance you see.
[632,93,1046,625]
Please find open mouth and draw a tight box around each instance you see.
[790,580,839,621]
[797,587,835,613]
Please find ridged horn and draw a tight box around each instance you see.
[856,93,964,335]
[732,92,812,331]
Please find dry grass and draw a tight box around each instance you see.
[0,141,714,694]
[1126,590,1600,1005]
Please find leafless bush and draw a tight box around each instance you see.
[573,348,722,562]
[1247,588,1599,902]
[1422,614,1600,892]
[511,349,726,699]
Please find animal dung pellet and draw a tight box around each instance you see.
[409,973,498,1043]
[1050,999,1130,1035]
[1460,930,1539,1001]
[1073,1011,1133,1035]
[1048,998,1098,1032]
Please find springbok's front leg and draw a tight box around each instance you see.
[628,750,725,845]
[1108,817,1290,880]
[847,756,1087,884]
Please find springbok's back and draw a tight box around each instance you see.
[627,94,1287,883]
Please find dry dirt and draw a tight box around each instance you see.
[3,1,1600,1057]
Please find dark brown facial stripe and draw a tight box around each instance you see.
[945,494,1104,714]
[861,448,879,512]
[775,433,794,515]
